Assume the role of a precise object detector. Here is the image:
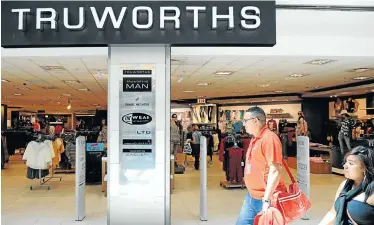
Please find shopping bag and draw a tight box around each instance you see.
[272,159,312,223]
[183,143,192,154]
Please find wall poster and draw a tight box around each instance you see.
[119,65,156,170]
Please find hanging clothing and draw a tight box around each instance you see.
[213,133,220,152]
[23,141,54,170]
[218,121,226,133]
[346,99,356,113]
[52,138,65,169]
[33,123,41,132]
[227,147,244,183]
[55,125,63,135]
[233,121,243,133]
[26,167,49,179]
[267,119,278,132]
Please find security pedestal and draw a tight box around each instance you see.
[108,45,171,225]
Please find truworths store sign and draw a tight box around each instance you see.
[1,1,276,47]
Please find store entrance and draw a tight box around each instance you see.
[168,53,374,224]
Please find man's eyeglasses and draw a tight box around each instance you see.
[243,118,258,123]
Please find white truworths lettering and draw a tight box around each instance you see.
[186,6,206,29]
[36,8,58,30]
[212,6,234,29]
[160,6,181,29]
[90,7,127,29]
[11,8,31,31]
[132,6,153,29]
[63,7,85,30]
[240,6,261,30]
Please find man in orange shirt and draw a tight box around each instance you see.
[236,107,284,225]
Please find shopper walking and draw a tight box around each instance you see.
[338,110,355,155]
[318,146,374,225]
[236,107,285,225]
[191,124,202,170]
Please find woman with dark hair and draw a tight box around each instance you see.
[318,146,374,225]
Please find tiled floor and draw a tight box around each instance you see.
[1,155,344,225]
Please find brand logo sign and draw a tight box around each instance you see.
[123,139,152,145]
[123,77,152,92]
[122,113,152,125]
[1,1,276,48]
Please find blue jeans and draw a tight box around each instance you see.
[236,193,262,225]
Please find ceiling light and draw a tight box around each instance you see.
[257,84,270,88]
[61,93,72,97]
[177,76,183,83]
[40,65,66,71]
[197,83,210,86]
[305,59,336,65]
[43,98,51,101]
[2,79,10,82]
[274,90,284,93]
[348,68,373,73]
[42,86,58,90]
[63,80,81,84]
[17,87,31,91]
[92,104,99,106]
[13,93,23,96]
[184,90,195,93]
[215,71,232,76]
[66,105,72,110]
[290,73,308,78]
[77,88,90,91]
[352,76,370,80]
[312,86,321,89]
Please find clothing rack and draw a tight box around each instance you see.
[28,134,62,190]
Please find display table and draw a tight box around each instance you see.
[286,144,332,174]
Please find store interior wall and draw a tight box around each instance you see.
[302,99,330,144]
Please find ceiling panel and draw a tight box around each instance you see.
[2,54,374,113]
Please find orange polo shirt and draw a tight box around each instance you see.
[244,126,285,200]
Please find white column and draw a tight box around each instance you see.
[108,45,171,225]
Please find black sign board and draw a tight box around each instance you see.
[123,70,152,75]
[123,77,152,92]
[1,1,276,48]
[123,149,152,153]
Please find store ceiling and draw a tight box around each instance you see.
[1,55,374,112]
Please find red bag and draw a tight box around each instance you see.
[254,207,285,225]
[271,159,312,223]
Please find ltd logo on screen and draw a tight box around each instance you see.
[122,113,152,125]
[123,77,152,92]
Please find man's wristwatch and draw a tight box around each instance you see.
[262,198,271,204]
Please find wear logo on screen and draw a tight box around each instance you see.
[123,77,152,92]
[122,113,152,125]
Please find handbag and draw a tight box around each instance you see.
[271,159,312,223]
[253,158,311,223]
[183,143,192,154]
